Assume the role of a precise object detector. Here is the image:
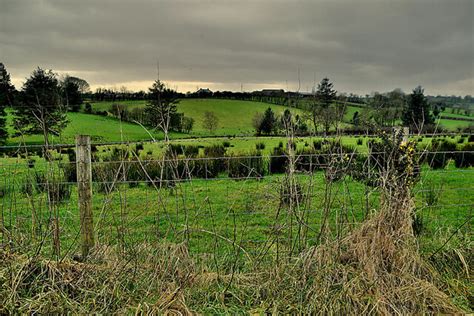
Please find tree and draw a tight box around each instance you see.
[145,79,180,141]
[202,111,219,133]
[182,116,195,133]
[259,107,277,135]
[0,62,16,144]
[61,79,82,112]
[352,111,360,126]
[63,75,90,94]
[402,86,433,133]
[252,112,264,135]
[14,68,68,147]
[316,77,337,108]
[311,77,338,134]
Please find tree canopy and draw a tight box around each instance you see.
[402,86,434,133]
[14,67,68,142]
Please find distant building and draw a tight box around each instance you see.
[196,88,213,97]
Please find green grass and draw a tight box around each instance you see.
[1,157,472,259]
[91,98,305,136]
[6,112,186,145]
[3,98,471,146]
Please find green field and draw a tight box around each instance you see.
[3,99,472,146]
[92,98,305,136]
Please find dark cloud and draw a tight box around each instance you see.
[1,0,472,95]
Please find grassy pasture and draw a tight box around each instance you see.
[1,155,472,259]
[3,99,471,146]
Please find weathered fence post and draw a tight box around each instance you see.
[76,135,94,258]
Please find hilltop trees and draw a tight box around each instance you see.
[14,68,68,147]
[0,63,16,144]
[402,86,433,133]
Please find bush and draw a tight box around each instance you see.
[453,143,474,168]
[295,148,324,172]
[356,138,363,146]
[269,146,287,174]
[255,142,265,150]
[135,143,144,153]
[222,141,231,148]
[228,151,265,178]
[84,102,92,114]
[204,144,226,157]
[183,145,200,157]
[27,158,35,169]
[426,139,457,169]
[313,140,322,150]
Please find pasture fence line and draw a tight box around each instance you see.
[0,134,472,264]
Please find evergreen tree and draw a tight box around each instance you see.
[0,62,15,144]
[145,80,180,140]
[311,77,338,134]
[316,77,337,108]
[14,67,67,146]
[260,107,277,135]
[402,86,433,133]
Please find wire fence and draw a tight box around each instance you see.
[0,139,472,266]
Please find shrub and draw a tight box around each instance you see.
[295,148,324,172]
[204,144,226,157]
[135,143,144,153]
[356,138,363,146]
[27,158,35,168]
[269,146,287,174]
[222,141,231,148]
[255,142,265,150]
[426,139,457,169]
[453,143,474,168]
[228,151,265,178]
[84,102,93,114]
[183,145,199,157]
[313,140,322,150]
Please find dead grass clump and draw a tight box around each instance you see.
[0,242,196,314]
[297,136,464,314]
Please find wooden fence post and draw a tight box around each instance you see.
[76,135,94,258]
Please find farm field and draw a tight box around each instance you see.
[3,99,471,147]
[1,155,472,258]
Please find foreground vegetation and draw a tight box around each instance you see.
[1,133,472,313]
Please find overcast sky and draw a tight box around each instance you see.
[1,0,473,95]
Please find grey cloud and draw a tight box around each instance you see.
[1,0,472,95]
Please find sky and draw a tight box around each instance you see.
[1,0,473,96]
